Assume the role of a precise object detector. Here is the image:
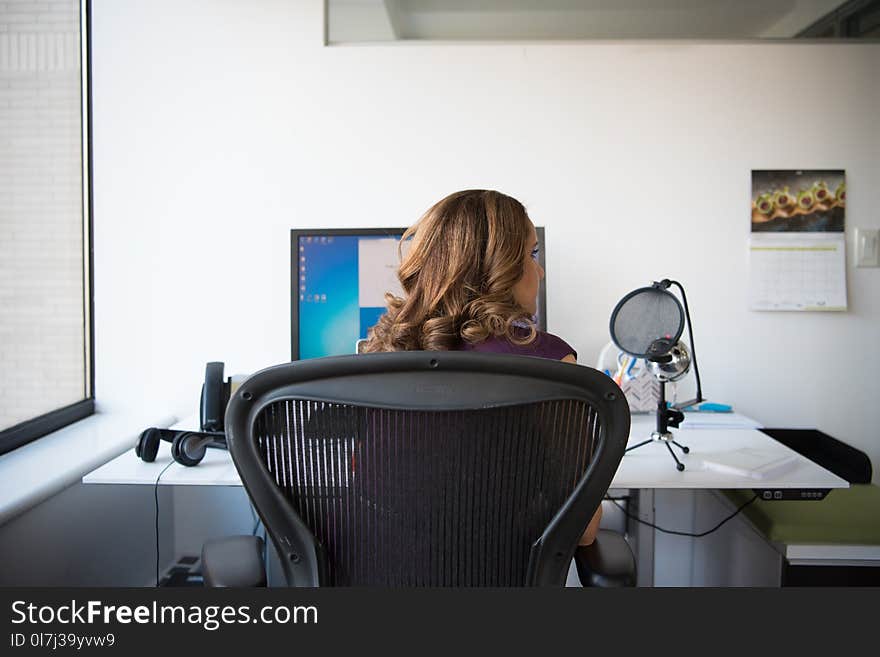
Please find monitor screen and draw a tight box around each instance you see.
[291,227,547,360]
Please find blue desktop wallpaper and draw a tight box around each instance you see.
[297,235,401,359]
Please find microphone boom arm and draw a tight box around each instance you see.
[668,279,703,410]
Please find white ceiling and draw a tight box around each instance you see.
[329,0,846,41]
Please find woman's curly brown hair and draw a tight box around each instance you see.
[362,189,537,353]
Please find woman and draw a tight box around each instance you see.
[363,189,602,545]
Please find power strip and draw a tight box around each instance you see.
[753,488,830,501]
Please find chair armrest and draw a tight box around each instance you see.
[202,535,267,587]
[574,529,636,587]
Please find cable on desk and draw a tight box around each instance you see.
[605,494,759,538]
[154,460,174,587]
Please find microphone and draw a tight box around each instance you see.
[610,278,703,471]
[648,340,691,382]
[646,337,675,363]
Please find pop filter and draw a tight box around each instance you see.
[609,286,684,359]
[609,279,704,472]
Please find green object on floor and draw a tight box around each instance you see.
[723,484,880,545]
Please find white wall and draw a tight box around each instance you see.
[91,1,880,482]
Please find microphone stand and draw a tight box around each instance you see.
[622,279,702,472]
[624,373,691,472]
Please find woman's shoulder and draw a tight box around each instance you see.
[531,330,578,361]
[460,329,577,361]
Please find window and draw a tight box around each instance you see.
[326,0,880,42]
[798,0,880,37]
[0,0,93,455]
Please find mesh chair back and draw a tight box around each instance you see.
[225,352,629,587]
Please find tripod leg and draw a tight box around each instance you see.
[671,440,690,454]
[625,438,654,453]
[666,442,685,471]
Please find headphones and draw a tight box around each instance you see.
[135,428,228,467]
[135,361,233,467]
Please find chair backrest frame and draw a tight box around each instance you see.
[225,351,629,586]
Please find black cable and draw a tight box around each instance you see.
[605,494,759,538]
[247,503,269,580]
[249,503,260,535]
[262,523,268,580]
[154,460,174,587]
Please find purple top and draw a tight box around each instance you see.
[457,329,577,361]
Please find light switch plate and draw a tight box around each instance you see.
[855,228,879,267]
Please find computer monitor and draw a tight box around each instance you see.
[291,227,547,360]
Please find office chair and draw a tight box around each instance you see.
[202,352,635,587]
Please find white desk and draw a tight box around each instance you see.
[81,411,852,588]
[83,413,849,491]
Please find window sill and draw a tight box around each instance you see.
[0,411,176,525]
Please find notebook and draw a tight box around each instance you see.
[698,448,799,480]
